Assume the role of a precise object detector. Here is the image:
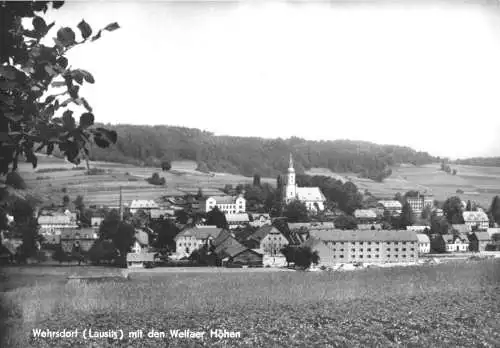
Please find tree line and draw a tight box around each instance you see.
[52,124,441,180]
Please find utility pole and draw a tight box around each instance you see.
[119,186,123,221]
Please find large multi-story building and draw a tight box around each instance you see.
[129,200,160,215]
[377,200,402,216]
[406,194,434,215]
[304,229,419,266]
[199,195,246,214]
[282,154,326,212]
[462,211,489,231]
[38,211,78,243]
[174,226,224,258]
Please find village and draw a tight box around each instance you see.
[2,154,499,271]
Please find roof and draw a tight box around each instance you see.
[406,225,430,231]
[60,228,96,240]
[472,232,491,241]
[214,232,250,258]
[377,200,402,209]
[462,211,489,222]
[309,229,419,242]
[249,213,271,220]
[126,252,155,262]
[130,200,159,209]
[451,224,472,233]
[296,187,326,202]
[416,234,430,244]
[135,229,149,246]
[203,195,244,205]
[38,215,76,225]
[225,213,250,223]
[487,228,500,238]
[357,224,382,230]
[354,209,377,219]
[248,225,282,242]
[441,234,469,243]
[175,226,223,240]
[288,222,335,230]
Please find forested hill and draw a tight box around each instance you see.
[86,124,438,178]
[453,157,500,167]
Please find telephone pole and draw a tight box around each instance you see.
[119,186,123,221]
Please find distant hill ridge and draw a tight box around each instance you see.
[453,157,500,167]
[75,124,439,178]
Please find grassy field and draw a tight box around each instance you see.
[16,156,274,207]
[1,260,499,347]
[308,163,500,207]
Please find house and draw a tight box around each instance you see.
[174,226,224,258]
[406,194,434,215]
[377,200,403,216]
[60,228,98,253]
[431,234,469,253]
[305,229,419,265]
[213,230,263,267]
[129,200,160,214]
[199,195,246,214]
[462,211,489,231]
[354,209,377,224]
[127,229,155,268]
[225,213,250,229]
[407,225,430,233]
[451,224,472,234]
[288,222,335,231]
[249,213,272,227]
[416,234,431,254]
[150,209,175,220]
[38,213,78,237]
[247,226,291,267]
[281,154,326,212]
[90,217,104,230]
[468,232,491,252]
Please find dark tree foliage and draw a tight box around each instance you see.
[442,196,464,224]
[466,200,472,212]
[161,160,171,171]
[489,196,500,226]
[83,125,438,177]
[150,218,179,250]
[175,209,189,224]
[399,202,414,228]
[253,173,261,187]
[430,212,449,235]
[280,245,296,267]
[87,239,118,265]
[334,215,358,230]
[206,207,228,229]
[293,246,320,269]
[98,210,135,259]
[146,172,165,186]
[283,200,309,223]
[0,1,119,179]
[62,194,69,206]
[10,197,34,224]
[5,171,26,189]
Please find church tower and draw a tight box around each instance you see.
[284,153,297,202]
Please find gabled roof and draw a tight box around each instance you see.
[249,213,271,220]
[225,213,250,223]
[462,211,489,222]
[60,228,96,239]
[377,200,403,209]
[472,232,491,241]
[296,187,326,202]
[441,234,468,243]
[214,232,251,258]
[354,209,377,219]
[451,224,472,233]
[309,229,418,242]
[248,225,281,242]
[288,222,335,230]
[175,226,223,240]
[130,200,159,209]
[203,195,244,205]
[38,215,76,225]
[416,234,430,244]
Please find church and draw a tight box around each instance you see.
[282,154,326,212]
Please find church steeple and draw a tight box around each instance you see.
[288,153,295,173]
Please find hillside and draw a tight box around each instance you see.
[62,124,438,179]
[454,157,500,167]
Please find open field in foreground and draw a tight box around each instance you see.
[1,260,499,348]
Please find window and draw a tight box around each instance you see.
[340,249,344,252]
[386,242,390,245]
[403,242,407,245]
[386,248,391,251]
[351,255,355,259]
[395,255,398,258]
[376,255,379,258]
[402,255,406,258]
[376,248,379,252]
[359,255,363,258]
[332,242,336,245]
[395,248,399,252]
[340,255,344,258]
[360,242,364,245]
[367,255,371,258]
[367,248,371,252]
[341,242,345,245]
[368,242,372,245]
[351,248,355,252]
[402,248,406,251]
[411,248,415,251]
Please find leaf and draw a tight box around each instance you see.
[77,19,92,40]
[104,22,120,31]
[52,1,65,10]
[72,71,83,84]
[81,70,94,84]
[52,117,63,125]
[62,110,76,130]
[42,105,55,119]
[79,113,94,129]
[56,27,76,47]
[57,56,68,69]
[93,128,118,148]
[45,95,56,104]
[69,85,79,99]
[0,66,19,80]
[91,30,102,42]
[32,16,47,33]
[81,98,93,112]
[44,64,57,76]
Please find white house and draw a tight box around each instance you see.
[174,226,224,258]
[416,233,430,254]
[246,226,290,267]
[129,200,160,214]
[38,212,78,237]
[199,195,246,214]
[462,211,489,231]
[126,229,155,268]
[377,200,402,216]
[249,213,272,227]
[282,154,326,212]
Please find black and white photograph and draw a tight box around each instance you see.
[1,0,500,347]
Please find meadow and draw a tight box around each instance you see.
[1,260,499,347]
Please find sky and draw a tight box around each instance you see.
[37,0,500,159]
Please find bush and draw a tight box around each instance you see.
[88,240,118,265]
[146,172,166,186]
[52,245,70,263]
